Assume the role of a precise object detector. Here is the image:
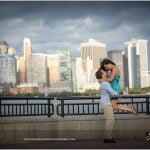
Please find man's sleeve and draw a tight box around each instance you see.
[104,82,119,96]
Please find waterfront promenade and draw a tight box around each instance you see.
[0,95,150,149]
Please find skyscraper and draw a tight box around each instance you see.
[47,54,60,86]
[0,54,17,85]
[23,37,32,59]
[124,39,149,88]
[0,41,9,54]
[17,57,26,83]
[71,57,86,92]
[59,46,71,81]
[84,56,93,83]
[18,37,32,83]
[107,50,125,89]
[27,53,48,87]
[81,39,106,83]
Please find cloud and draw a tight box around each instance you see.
[0,1,150,57]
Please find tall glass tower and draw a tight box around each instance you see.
[59,46,71,81]
[124,39,149,88]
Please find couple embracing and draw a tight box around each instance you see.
[95,58,137,143]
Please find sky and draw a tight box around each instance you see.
[0,1,150,57]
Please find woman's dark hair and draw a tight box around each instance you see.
[101,58,116,66]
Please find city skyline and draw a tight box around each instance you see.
[0,37,150,94]
[0,1,150,57]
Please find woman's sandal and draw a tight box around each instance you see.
[129,104,138,116]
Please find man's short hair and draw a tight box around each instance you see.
[95,68,103,79]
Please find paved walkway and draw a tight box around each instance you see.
[0,139,150,149]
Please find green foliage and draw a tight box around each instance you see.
[0,91,14,96]
[0,91,45,97]
[141,87,150,93]
[128,88,143,94]
[1,86,150,97]
[1,90,99,97]
[47,89,99,97]
[48,91,83,97]
[83,89,99,96]
[16,93,45,97]
[128,87,150,94]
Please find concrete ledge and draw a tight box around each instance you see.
[0,115,150,143]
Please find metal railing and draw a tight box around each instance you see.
[0,97,54,117]
[0,95,149,117]
[56,95,150,117]
[57,97,100,117]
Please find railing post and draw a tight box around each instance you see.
[131,97,133,105]
[53,97,57,117]
[61,99,64,117]
[0,99,1,117]
[48,99,51,118]
[146,96,149,115]
[27,99,29,116]
[92,99,95,113]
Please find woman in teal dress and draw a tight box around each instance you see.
[100,59,137,116]
[110,75,123,94]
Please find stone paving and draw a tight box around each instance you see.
[0,139,150,149]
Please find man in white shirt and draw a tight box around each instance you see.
[95,69,121,143]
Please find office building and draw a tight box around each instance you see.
[107,50,125,89]
[47,54,60,86]
[84,56,93,83]
[8,47,16,55]
[18,37,32,83]
[124,39,149,88]
[0,41,9,54]
[58,46,72,91]
[0,54,17,85]
[81,39,106,72]
[17,57,26,83]
[59,46,71,81]
[81,39,106,83]
[23,37,32,59]
[27,53,48,87]
[71,57,86,92]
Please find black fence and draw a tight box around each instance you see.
[0,95,149,117]
[0,97,54,117]
[56,95,150,117]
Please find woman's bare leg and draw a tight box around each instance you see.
[112,99,137,115]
